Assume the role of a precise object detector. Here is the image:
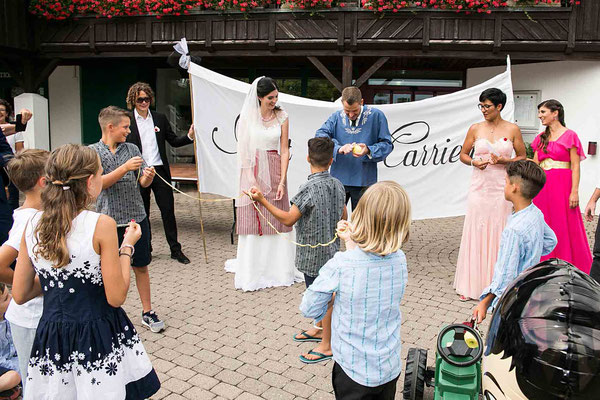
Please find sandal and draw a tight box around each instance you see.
[299,350,332,364]
[292,331,322,343]
[459,295,470,302]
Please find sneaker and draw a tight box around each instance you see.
[142,310,165,333]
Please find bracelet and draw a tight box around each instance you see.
[119,244,135,257]
[278,182,286,187]
[119,252,132,259]
[470,159,474,166]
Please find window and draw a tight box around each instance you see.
[393,93,411,103]
[373,92,391,104]
[414,93,434,101]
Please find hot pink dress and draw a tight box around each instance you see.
[454,138,514,299]
[532,130,592,273]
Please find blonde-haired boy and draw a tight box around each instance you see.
[300,181,411,398]
[90,106,165,333]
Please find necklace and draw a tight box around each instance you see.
[261,111,275,122]
[488,120,501,138]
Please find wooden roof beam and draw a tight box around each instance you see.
[354,56,390,88]
[307,56,342,92]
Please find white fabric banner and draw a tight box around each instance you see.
[189,60,514,220]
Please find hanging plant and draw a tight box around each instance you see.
[28,0,580,19]
[360,0,580,14]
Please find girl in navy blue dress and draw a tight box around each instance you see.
[12,144,160,400]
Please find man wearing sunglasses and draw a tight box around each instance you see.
[126,82,194,265]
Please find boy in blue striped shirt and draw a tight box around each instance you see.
[473,160,557,322]
[300,181,411,399]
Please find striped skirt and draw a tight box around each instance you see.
[236,151,293,236]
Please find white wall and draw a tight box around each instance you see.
[48,66,82,149]
[14,93,50,150]
[467,60,600,212]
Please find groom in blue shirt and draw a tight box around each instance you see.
[315,87,393,210]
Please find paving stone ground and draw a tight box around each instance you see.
[122,187,597,400]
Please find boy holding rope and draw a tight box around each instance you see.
[248,137,347,363]
[90,106,166,333]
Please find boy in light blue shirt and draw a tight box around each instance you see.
[473,160,557,322]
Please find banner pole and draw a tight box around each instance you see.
[188,72,209,264]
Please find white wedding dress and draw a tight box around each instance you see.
[224,111,303,291]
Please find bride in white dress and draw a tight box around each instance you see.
[225,77,302,291]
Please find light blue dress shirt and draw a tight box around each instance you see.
[315,106,393,187]
[300,247,407,387]
[480,203,557,310]
[0,319,19,372]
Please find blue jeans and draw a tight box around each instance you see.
[8,322,36,394]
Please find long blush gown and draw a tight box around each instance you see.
[454,138,514,299]
[532,130,592,273]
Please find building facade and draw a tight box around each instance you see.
[1,1,599,200]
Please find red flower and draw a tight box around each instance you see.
[27,0,581,19]
[503,138,508,141]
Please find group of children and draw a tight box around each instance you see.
[0,109,559,399]
[248,135,556,398]
[0,104,166,399]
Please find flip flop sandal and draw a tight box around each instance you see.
[292,331,322,343]
[299,350,333,364]
[459,295,471,302]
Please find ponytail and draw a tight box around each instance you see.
[34,144,100,268]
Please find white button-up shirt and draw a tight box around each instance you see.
[134,109,163,166]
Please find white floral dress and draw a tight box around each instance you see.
[24,210,160,400]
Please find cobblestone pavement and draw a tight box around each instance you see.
[121,189,597,400]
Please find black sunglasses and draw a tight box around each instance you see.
[136,97,151,104]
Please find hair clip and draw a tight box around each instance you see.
[62,186,71,191]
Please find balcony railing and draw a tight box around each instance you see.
[2,1,598,59]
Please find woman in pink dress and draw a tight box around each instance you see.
[454,88,526,300]
[532,99,592,273]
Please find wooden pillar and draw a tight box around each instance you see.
[248,68,257,83]
[300,67,308,97]
[342,56,353,88]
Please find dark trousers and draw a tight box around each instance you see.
[7,182,19,210]
[590,219,600,283]
[117,218,152,267]
[344,186,368,212]
[304,273,317,289]
[140,165,181,254]
[332,362,399,400]
[0,174,13,245]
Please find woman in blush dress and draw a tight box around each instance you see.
[532,99,592,273]
[454,88,526,301]
[225,77,302,291]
